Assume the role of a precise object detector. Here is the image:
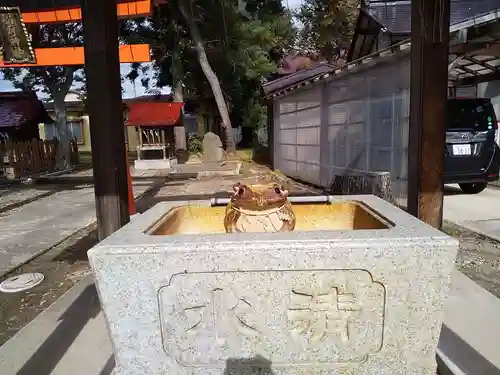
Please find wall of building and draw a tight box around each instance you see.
[273,51,411,207]
[39,111,92,152]
[79,115,92,152]
[127,126,138,152]
[40,97,223,154]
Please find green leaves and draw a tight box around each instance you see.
[296,0,359,60]
[121,0,294,130]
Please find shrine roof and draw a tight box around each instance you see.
[125,101,183,127]
[0,91,53,129]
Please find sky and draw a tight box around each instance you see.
[0,64,170,100]
[0,0,300,100]
[284,0,302,9]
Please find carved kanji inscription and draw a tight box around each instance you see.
[288,285,361,345]
[159,270,385,369]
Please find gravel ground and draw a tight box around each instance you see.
[443,221,500,299]
[0,224,96,346]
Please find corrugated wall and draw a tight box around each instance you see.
[274,86,323,186]
[274,53,411,207]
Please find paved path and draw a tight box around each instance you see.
[0,276,114,375]
[0,180,154,277]
[444,184,500,241]
[3,270,498,375]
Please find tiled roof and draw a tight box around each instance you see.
[262,63,339,95]
[367,0,500,34]
[125,101,184,127]
[0,91,53,129]
[264,41,412,100]
[123,94,174,103]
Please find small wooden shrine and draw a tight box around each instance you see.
[126,100,183,170]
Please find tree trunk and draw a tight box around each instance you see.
[53,96,72,170]
[173,80,187,151]
[178,2,235,154]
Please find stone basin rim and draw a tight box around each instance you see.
[147,199,395,236]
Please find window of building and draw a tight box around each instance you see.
[44,119,84,144]
[68,120,84,143]
[44,123,58,140]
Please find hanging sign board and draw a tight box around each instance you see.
[0,7,36,64]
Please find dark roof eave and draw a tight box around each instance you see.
[262,63,338,95]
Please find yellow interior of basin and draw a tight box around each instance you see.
[148,201,392,235]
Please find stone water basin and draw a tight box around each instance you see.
[88,195,458,375]
[149,200,393,235]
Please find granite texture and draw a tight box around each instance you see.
[88,195,458,375]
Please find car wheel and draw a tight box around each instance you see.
[459,182,487,194]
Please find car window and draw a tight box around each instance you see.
[447,101,496,131]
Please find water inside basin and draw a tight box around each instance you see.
[148,201,392,235]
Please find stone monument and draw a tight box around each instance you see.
[202,132,224,162]
[88,195,458,375]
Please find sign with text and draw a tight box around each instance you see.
[0,7,36,64]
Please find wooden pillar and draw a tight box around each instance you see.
[407,0,451,228]
[81,0,130,239]
[161,129,167,159]
[125,146,136,216]
[267,101,274,168]
[137,126,142,160]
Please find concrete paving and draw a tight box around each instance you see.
[2,270,498,375]
[437,271,500,375]
[1,175,500,374]
[0,276,114,375]
[0,180,155,277]
[444,185,500,241]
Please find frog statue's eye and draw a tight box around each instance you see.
[238,187,245,195]
[274,186,281,194]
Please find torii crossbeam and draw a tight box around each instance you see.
[0,0,156,239]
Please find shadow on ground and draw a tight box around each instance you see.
[437,324,500,375]
[444,185,466,196]
[14,284,101,375]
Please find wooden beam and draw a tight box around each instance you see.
[82,0,130,239]
[0,44,150,67]
[22,0,151,24]
[407,0,451,228]
[455,71,500,86]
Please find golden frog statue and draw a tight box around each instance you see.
[224,183,296,233]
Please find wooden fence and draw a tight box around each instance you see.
[0,138,79,179]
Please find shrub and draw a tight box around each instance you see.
[187,132,204,154]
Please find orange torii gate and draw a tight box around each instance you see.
[0,0,155,238]
[0,1,152,67]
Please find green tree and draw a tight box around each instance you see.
[296,0,359,60]
[122,0,295,152]
[3,23,85,169]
